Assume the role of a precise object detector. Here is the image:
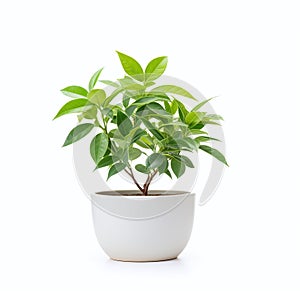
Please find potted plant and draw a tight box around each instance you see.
[54,51,228,262]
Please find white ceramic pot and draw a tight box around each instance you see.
[91,190,195,262]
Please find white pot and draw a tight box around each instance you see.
[91,190,195,262]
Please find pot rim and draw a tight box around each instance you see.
[93,190,194,198]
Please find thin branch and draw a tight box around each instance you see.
[125,168,143,192]
[143,169,158,195]
[143,173,151,189]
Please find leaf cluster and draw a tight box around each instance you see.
[54,52,228,191]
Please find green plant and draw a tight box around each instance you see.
[54,51,228,195]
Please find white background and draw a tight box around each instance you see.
[0,0,299,290]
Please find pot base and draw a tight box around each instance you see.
[110,256,178,263]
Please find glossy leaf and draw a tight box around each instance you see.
[191,97,215,111]
[95,155,114,169]
[199,145,228,166]
[90,133,109,164]
[206,114,224,120]
[133,96,169,106]
[180,137,199,151]
[157,155,168,174]
[102,87,125,107]
[61,86,88,98]
[129,147,142,160]
[99,80,119,88]
[117,110,132,136]
[171,158,186,178]
[195,136,220,143]
[129,128,146,144]
[63,123,94,146]
[151,85,196,100]
[145,56,168,81]
[175,99,189,121]
[116,51,144,81]
[89,68,103,91]
[118,76,145,90]
[164,169,172,178]
[185,112,206,125]
[180,155,194,168]
[146,153,166,169]
[125,105,136,116]
[83,106,97,119]
[53,98,90,119]
[107,162,126,180]
[158,122,187,129]
[170,100,178,114]
[135,164,149,174]
[164,101,171,113]
[87,89,106,107]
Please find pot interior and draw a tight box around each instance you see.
[95,190,190,196]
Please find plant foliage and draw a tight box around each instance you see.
[54,52,228,195]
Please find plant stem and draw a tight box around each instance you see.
[125,168,143,193]
[143,169,158,196]
[124,167,159,196]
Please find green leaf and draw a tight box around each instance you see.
[133,96,169,106]
[175,99,189,121]
[122,94,130,108]
[117,110,132,136]
[189,122,205,130]
[164,169,172,179]
[199,145,228,166]
[140,118,164,140]
[129,128,146,144]
[95,155,114,169]
[118,76,136,86]
[206,114,224,120]
[151,85,197,100]
[53,98,90,119]
[90,133,109,164]
[195,136,221,143]
[107,162,126,180]
[63,123,94,147]
[135,164,149,174]
[171,158,186,178]
[167,137,198,151]
[185,112,206,125]
[189,129,207,135]
[102,108,113,119]
[61,86,88,98]
[102,87,125,107]
[118,76,145,90]
[89,68,103,91]
[191,97,215,111]
[99,80,119,88]
[125,105,136,116]
[146,153,166,169]
[170,100,178,114]
[180,155,194,168]
[164,101,171,113]
[145,56,168,81]
[87,89,106,107]
[136,140,148,149]
[143,123,165,140]
[144,81,156,87]
[158,122,188,129]
[180,137,199,151]
[135,135,154,149]
[157,155,168,174]
[116,51,144,82]
[129,147,142,160]
[83,106,97,119]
